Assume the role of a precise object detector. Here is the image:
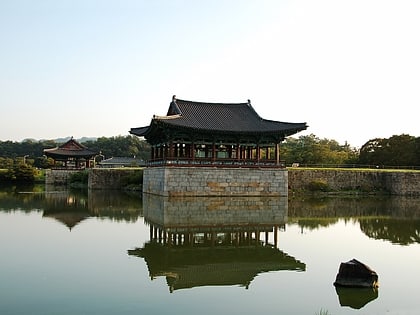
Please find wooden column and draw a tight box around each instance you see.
[256,144,260,163]
[236,144,240,162]
[275,143,280,166]
[169,141,174,159]
[274,225,278,247]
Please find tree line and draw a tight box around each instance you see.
[282,133,419,168]
[0,133,419,175]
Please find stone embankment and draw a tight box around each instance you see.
[142,167,288,197]
[88,168,141,190]
[288,169,419,196]
[45,169,81,185]
[46,168,419,196]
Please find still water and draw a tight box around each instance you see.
[0,185,419,315]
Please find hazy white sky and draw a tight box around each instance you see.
[1,0,419,148]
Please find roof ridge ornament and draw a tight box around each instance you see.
[167,95,182,116]
[154,114,182,120]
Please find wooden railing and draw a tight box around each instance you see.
[146,157,286,168]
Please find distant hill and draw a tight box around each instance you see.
[53,137,98,143]
[19,137,98,143]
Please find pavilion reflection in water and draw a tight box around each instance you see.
[128,194,305,293]
[42,187,142,229]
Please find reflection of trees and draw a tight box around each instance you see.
[88,190,143,222]
[288,196,390,231]
[0,184,46,212]
[288,196,394,219]
[0,186,142,227]
[359,219,420,245]
[289,195,420,244]
[297,218,340,230]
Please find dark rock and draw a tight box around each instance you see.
[333,258,379,288]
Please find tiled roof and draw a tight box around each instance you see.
[44,138,97,158]
[99,157,145,166]
[130,97,307,137]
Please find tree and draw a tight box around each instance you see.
[282,134,358,165]
[82,135,150,160]
[12,162,36,182]
[358,134,418,167]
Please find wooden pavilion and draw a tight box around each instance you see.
[44,137,97,169]
[130,96,307,168]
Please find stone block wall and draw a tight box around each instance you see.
[88,168,140,190]
[143,167,288,197]
[45,169,81,185]
[288,169,420,196]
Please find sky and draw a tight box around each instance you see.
[1,0,419,148]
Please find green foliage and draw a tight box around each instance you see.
[282,134,358,165]
[0,136,151,169]
[121,170,143,185]
[83,135,150,161]
[0,162,36,183]
[1,133,418,169]
[307,180,330,192]
[0,169,10,182]
[14,163,36,182]
[0,157,14,169]
[69,170,89,184]
[359,134,419,167]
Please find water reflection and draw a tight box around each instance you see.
[289,196,420,245]
[360,218,420,245]
[335,287,378,309]
[0,185,142,227]
[129,194,305,292]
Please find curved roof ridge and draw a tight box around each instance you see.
[176,98,249,106]
[129,95,308,139]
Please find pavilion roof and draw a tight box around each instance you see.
[130,97,307,141]
[43,138,97,158]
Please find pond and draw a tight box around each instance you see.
[0,185,419,315]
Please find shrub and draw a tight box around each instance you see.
[12,163,35,182]
[69,170,89,185]
[121,170,143,186]
[307,179,330,192]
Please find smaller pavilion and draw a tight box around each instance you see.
[44,137,97,169]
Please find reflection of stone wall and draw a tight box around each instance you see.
[143,167,288,197]
[289,169,420,196]
[143,194,288,228]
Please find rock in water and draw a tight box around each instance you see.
[334,259,379,288]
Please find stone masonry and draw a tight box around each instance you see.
[288,169,420,196]
[143,167,288,197]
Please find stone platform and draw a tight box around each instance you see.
[143,166,288,197]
